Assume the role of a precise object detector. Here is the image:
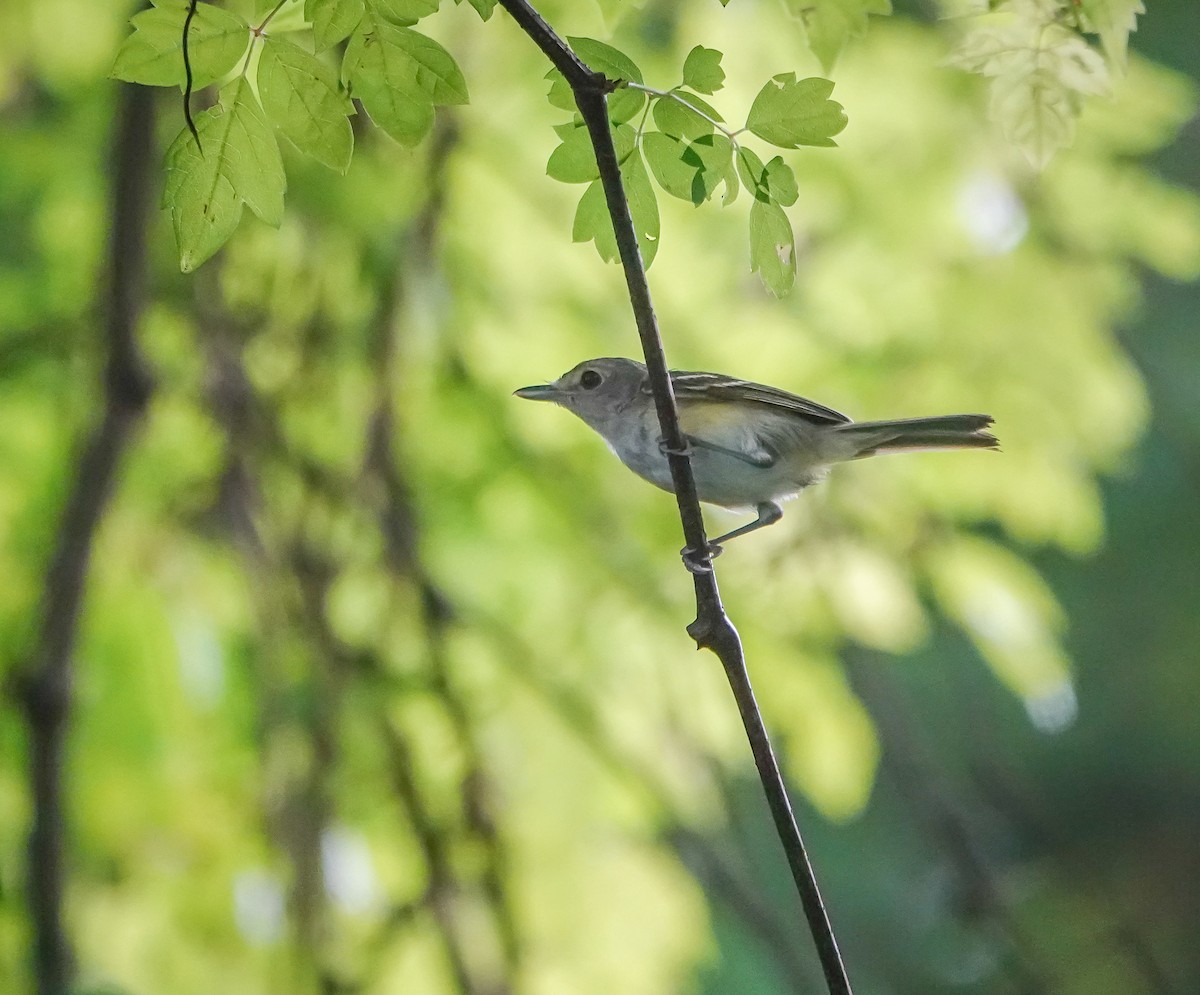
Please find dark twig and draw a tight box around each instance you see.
[495,3,852,992]
[182,0,202,151]
[16,83,156,995]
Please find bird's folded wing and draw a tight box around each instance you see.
[663,370,851,425]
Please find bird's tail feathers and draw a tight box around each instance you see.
[837,415,998,459]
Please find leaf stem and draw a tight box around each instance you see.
[627,82,743,146]
[254,0,293,35]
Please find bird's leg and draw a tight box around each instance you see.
[708,501,784,546]
[657,437,693,458]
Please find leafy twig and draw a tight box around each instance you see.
[627,82,745,144]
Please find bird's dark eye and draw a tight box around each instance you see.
[579,369,603,390]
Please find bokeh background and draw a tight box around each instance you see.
[2,0,1198,993]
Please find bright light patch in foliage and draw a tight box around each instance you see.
[946,0,1117,168]
[783,0,893,72]
[112,1,249,88]
[164,78,285,272]
[1078,0,1144,68]
[259,35,355,172]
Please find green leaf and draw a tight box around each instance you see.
[344,12,467,145]
[462,0,496,19]
[735,146,768,201]
[681,45,725,94]
[642,132,731,205]
[372,0,440,26]
[112,2,249,88]
[783,0,892,73]
[623,150,660,267]
[566,37,643,85]
[749,198,795,296]
[736,148,798,211]
[652,90,722,141]
[548,125,599,183]
[305,0,364,52]
[573,180,616,261]
[163,77,286,271]
[746,73,847,149]
[567,36,645,122]
[764,155,798,207]
[163,116,242,273]
[547,123,635,184]
[545,68,577,113]
[258,35,354,172]
[571,150,659,267]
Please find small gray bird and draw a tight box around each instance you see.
[515,357,998,550]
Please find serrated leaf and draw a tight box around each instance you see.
[163,115,241,273]
[348,15,467,103]
[783,0,892,73]
[258,35,354,171]
[1077,0,1142,70]
[305,0,364,52]
[749,198,795,296]
[344,13,467,145]
[652,90,722,140]
[112,2,249,88]
[571,151,659,267]
[372,0,440,26]
[681,45,725,94]
[163,78,285,271]
[990,70,1077,169]
[948,15,1110,168]
[642,131,731,205]
[746,73,847,149]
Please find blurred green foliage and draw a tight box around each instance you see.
[1,0,1198,993]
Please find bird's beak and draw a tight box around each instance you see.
[513,383,562,401]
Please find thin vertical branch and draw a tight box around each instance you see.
[17,82,156,995]
[494,3,853,992]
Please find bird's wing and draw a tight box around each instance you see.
[661,370,852,425]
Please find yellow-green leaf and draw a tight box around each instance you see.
[112,2,249,88]
[163,78,285,271]
[258,35,354,172]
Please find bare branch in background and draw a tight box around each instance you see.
[15,82,156,995]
